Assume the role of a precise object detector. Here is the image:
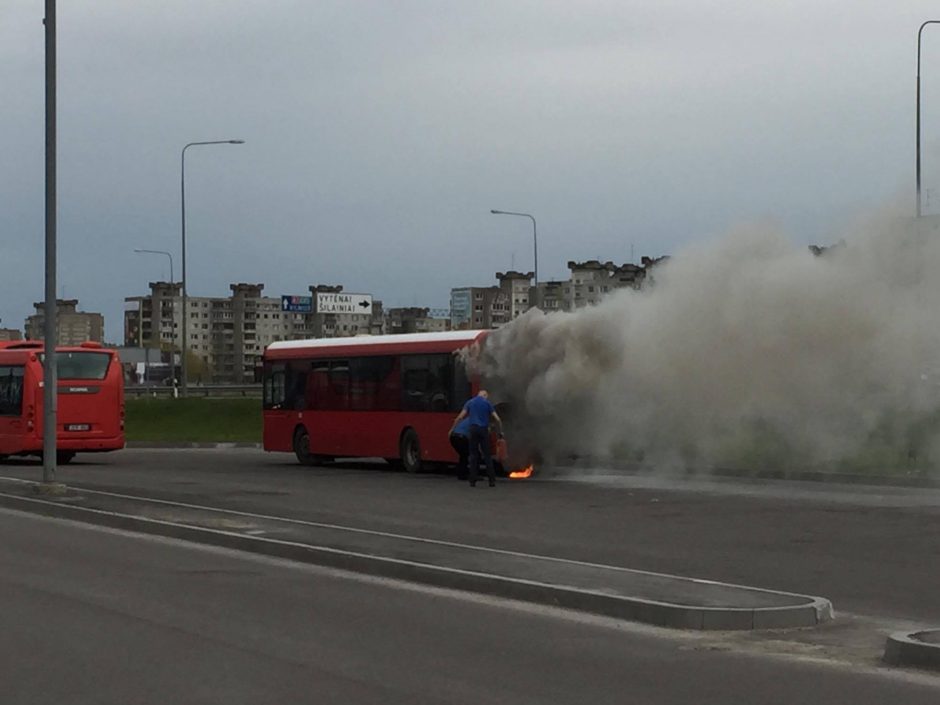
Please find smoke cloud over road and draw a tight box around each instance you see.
[480,208,940,473]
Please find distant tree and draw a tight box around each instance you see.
[185,350,211,384]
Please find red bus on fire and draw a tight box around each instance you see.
[262,331,529,475]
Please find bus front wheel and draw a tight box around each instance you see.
[293,428,325,467]
[399,429,423,473]
[56,451,76,465]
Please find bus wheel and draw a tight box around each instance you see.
[56,451,76,465]
[293,428,320,467]
[399,429,423,473]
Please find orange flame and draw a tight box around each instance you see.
[508,465,534,479]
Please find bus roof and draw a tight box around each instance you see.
[0,341,112,353]
[264,330,489,360]
[0,348,36,363]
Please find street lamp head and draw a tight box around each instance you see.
[490,209,501,214]
[229,140,245,144]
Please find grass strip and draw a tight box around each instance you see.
[125,398,261,443]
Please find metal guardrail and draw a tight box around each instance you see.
[126,384,262,399]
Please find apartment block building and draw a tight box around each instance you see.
[124,282,382,383]
[386,307,450,334]
[532,257,668,312]
[562,260,646,309]
[495,271,534,319]
[25,299,104,345]
[534,280,565,312]
[124,282,181,350]
[449,286,510,330]
[451,258,669,326]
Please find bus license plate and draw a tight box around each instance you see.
[66,424,90,432]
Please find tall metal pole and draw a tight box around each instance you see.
[134,248,174,283]
[917,21,940,218]
[180,139,243,397]
[42,0,57,484]
[490,209,539,307]
[181,146,187,394]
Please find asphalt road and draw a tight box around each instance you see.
[2,448,939,625]
[2,508,938,705]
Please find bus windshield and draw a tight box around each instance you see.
[43,351,112,380]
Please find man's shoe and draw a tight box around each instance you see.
[488,480,496,487]
[469,481,476,487]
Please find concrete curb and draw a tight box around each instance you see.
[0,489,833,631]
[884,630,940,669]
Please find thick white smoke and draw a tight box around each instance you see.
[480,208,940,473]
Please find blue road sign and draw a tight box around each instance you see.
[281,295,312,313]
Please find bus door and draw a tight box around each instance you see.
[307,360,349,455]
[262,361,292,450]
[0,363,26,455]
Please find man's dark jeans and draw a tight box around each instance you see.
[468,424,495,485]
[449,433,469,480]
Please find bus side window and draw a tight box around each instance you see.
[451,356,471,412]
[402,354,451,412]
[0,366,24,416]
[306,360,350,410]
[402,356,429,411]
[308,362,331,410]
[350,356,397,411]
[328,361,350,411]
[380,357,402,410]
[427,354,452,412]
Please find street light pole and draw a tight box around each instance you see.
[42,0,57,485]
[490,209,538,307]
[134,248,174,283]
[180,139,244,397]
[917,21,940,218]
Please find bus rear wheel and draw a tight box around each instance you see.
[399,429,423,473]
[293,428,326,467]
[56,451,76,465]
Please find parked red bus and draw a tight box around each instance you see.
[0,341,125,464]
[263,330,498,471]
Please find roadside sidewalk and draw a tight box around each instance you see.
[0,476,831,631]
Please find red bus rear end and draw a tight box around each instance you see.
[0,342,125,463]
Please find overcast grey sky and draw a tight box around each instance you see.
[2,0,940,341]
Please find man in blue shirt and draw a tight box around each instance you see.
[449,390,503,487]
